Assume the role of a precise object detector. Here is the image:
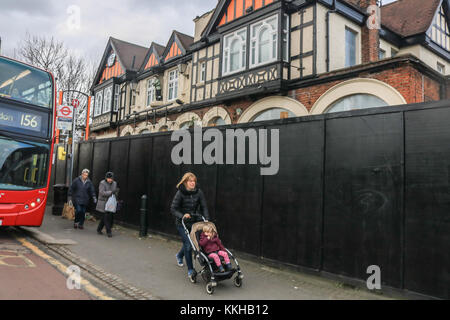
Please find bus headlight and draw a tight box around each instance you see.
[36,198,41,203]
[24,205,29,210]
[31,202,36,208]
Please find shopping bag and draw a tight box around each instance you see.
[62,201,75,220]
[105,195,117,213]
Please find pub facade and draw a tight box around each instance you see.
[89,0,450,139]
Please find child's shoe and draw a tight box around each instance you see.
[218,265,225,273]
[225,263,233,271]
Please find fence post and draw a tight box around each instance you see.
[140,195,148,237]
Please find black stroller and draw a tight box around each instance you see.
[181,215,244,294]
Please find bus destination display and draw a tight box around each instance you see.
[0,104,43,133]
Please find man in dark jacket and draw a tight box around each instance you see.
[68,169,97,229]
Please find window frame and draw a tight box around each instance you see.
[102,86,112,114]
[167,69,179,101]
[250,14,279,68]
[94,90,103,117]
[200,62,206,83]
[345,27,357,67]
[146,78,156,106]
[222,27,247,76]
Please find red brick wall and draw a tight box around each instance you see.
[289,62,442,111]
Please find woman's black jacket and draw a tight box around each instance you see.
[170,184,210,226]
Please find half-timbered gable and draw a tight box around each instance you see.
[90,37,148,132]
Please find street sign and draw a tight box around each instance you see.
[56,117,72,131]
[57,105,74,119]
[72,99,80,108]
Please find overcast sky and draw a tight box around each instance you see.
[0,0,397,65]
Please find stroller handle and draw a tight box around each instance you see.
[181,213,206,230]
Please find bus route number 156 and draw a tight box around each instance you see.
[21,114,39,129]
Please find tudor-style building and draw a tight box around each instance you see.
[89,0,449,139]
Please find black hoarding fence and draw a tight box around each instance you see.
[74,99,450,299]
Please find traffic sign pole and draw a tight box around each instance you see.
[69,100,77,185]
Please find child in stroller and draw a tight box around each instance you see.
[183,217,244,294]
[199,225,232,273]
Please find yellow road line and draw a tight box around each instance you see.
[14,235,114,300]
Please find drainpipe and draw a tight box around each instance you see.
[326,0,337,72]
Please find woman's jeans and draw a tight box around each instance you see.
[74,203,86,226]
[176,224,194,272]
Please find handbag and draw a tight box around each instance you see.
[62,201,75,220]
[105,194,118,213]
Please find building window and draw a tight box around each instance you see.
[113,84,120,112]
[200,62,206,83]
[250,15,278,67]
[379,49,386,60]
[345,27,357,67]
[159,125,168,132]
[391,48,398,57]
[103,86,112,113]
[223,27,247,75]
[282,14,289,62]
[251,108,295,122]
[179,121,193,129]
[325,94,388,113]
[208,116,226,127]
[94,90,103,116]
[147,78,156,106]
[437,62,446,74]
[140,129,151,134]
[428,5,450,51]
[168,69,179,101]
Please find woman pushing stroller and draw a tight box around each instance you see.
[170,172,210,280]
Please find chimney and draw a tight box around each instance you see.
[358,0,380,63]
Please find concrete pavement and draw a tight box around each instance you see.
[29,206,399,300]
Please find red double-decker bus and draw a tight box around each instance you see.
[0,56,56,227]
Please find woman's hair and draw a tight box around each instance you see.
[203,225,216,236]
[176,172,197,189]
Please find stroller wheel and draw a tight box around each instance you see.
[234,275,243,288]
[206,282,215,295]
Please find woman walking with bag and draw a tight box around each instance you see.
[170,172,210,281]
[96,172,119,238]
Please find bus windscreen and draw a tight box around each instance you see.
[0,135,50,191]
[0,58,53,109]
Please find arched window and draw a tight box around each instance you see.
[159,125,168,132]
[223,28,247,75]
[325,94,388,113]
[250,15,278,67]
[140,129,151,134]
[179,121,193,130]
[251,108,296,122]
[208,116,226,127]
